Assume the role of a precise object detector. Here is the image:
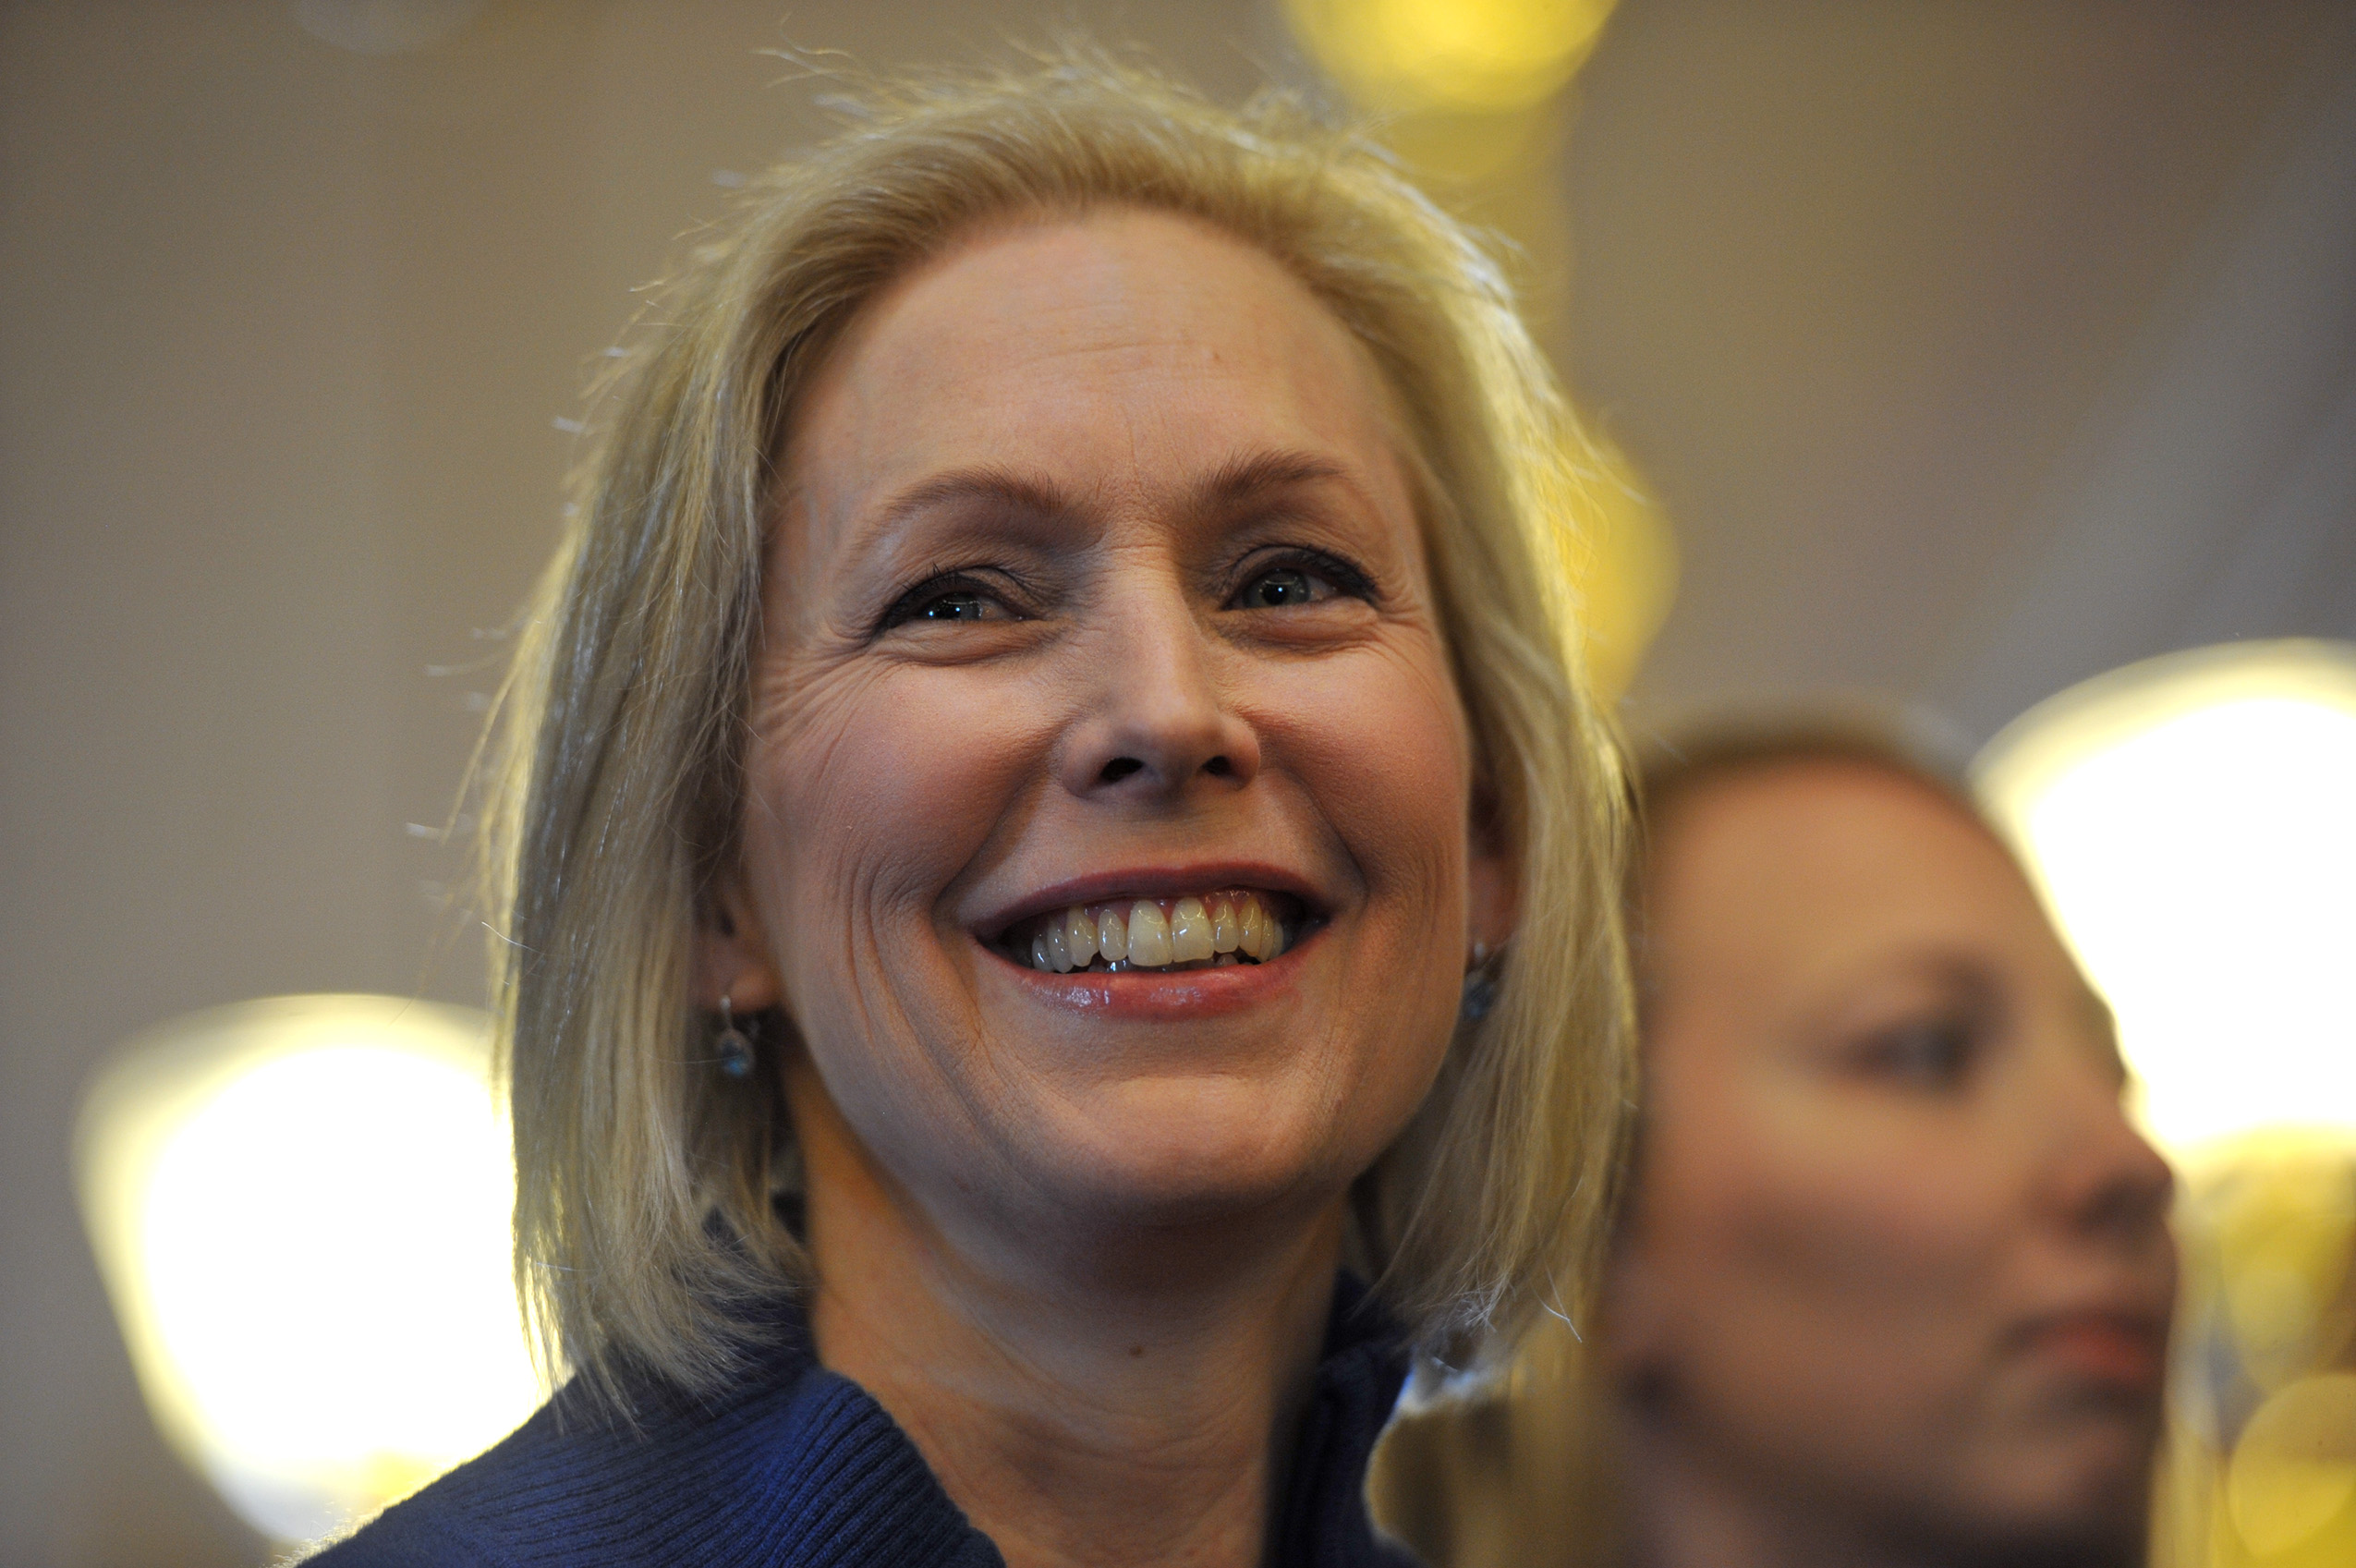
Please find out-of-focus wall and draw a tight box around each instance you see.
[1564,2,2356,739]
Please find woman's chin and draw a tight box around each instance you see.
[1016,1077,1369,1234]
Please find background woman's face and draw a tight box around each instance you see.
[1611,762,2177,1550]
[728,210,1503,1266]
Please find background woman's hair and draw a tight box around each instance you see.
[1623,711,1984,980]
[484,47,1636,1414]
[1632,709,1978,852]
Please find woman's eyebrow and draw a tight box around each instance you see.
[1195,449,1354,512]
[852,449,1364,557]
[862,466,1075,548]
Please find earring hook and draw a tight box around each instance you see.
[714,993,755,1078]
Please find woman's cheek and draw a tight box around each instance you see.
[1759,1128,2016,1315]
[745,662,1042,1156]
[1261,642,1472,1123]
[758,660,1050,924]
[1260,641,1471,893]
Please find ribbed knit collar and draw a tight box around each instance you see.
[313,1272,1416,1568]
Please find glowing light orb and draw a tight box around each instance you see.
[1974,640,2356,1159]
[76,995,541,1544]
[1558,432,1677,700]
[2228,1373,2356,1557]
[1284,0,1620,114]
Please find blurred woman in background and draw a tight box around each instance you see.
[313,54,1633,1568]
[1375,726,2177,1568]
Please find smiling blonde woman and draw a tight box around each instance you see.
[314,52,1632,1568]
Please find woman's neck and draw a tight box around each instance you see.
[1617,1407,1931,1568]
[793,1066,1347,1568]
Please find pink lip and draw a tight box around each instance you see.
[2013,1309,2168,1392]
[969,860,1327,944]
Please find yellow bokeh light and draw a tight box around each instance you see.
[2201,1141,2356,1392]
[1974,641,2356,1159]
[1556,432,1677,701]
[2228,1372,2356,1557]
[1284,0,1619,114]
[2158,1135,2356,1568]
[76,995,541,1545]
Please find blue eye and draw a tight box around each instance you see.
[1237,567,1323,609]
[1860,1017,1977,1088]
[915,591,996,621]
[1230,552,1368,611]
[881,575,1016,629]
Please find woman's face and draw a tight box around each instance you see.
[1610,762,2176,1552]
[717,210,1507,1263]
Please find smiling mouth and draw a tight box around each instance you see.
[996,889,1304,974]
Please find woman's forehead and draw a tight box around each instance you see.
[1644,763,2053,996]
[775,208,1415,578]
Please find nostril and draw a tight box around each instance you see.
[1203,756,1232,777]
[1099,757,1144,784]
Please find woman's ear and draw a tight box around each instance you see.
[693,875,783,1012]
[1465,784,1519,961]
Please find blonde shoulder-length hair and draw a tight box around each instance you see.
[487,52,1634,1412]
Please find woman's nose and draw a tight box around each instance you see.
[1053,581,1261,803]
[2046,1069,2177,1250]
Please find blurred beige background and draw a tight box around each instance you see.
[3,3,2350,1562]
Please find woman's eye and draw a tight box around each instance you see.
[1230,557,1360,611]
[1857,1016,1978,1089]
[881,577,1016,629]
[913,591,998,622]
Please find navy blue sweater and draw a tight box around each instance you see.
[310,1274,1418,1567]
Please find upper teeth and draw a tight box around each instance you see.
[1018,891,1291,974]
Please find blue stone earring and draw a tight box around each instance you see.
[714,994,756,1079]
[1460,941,1498,1026]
